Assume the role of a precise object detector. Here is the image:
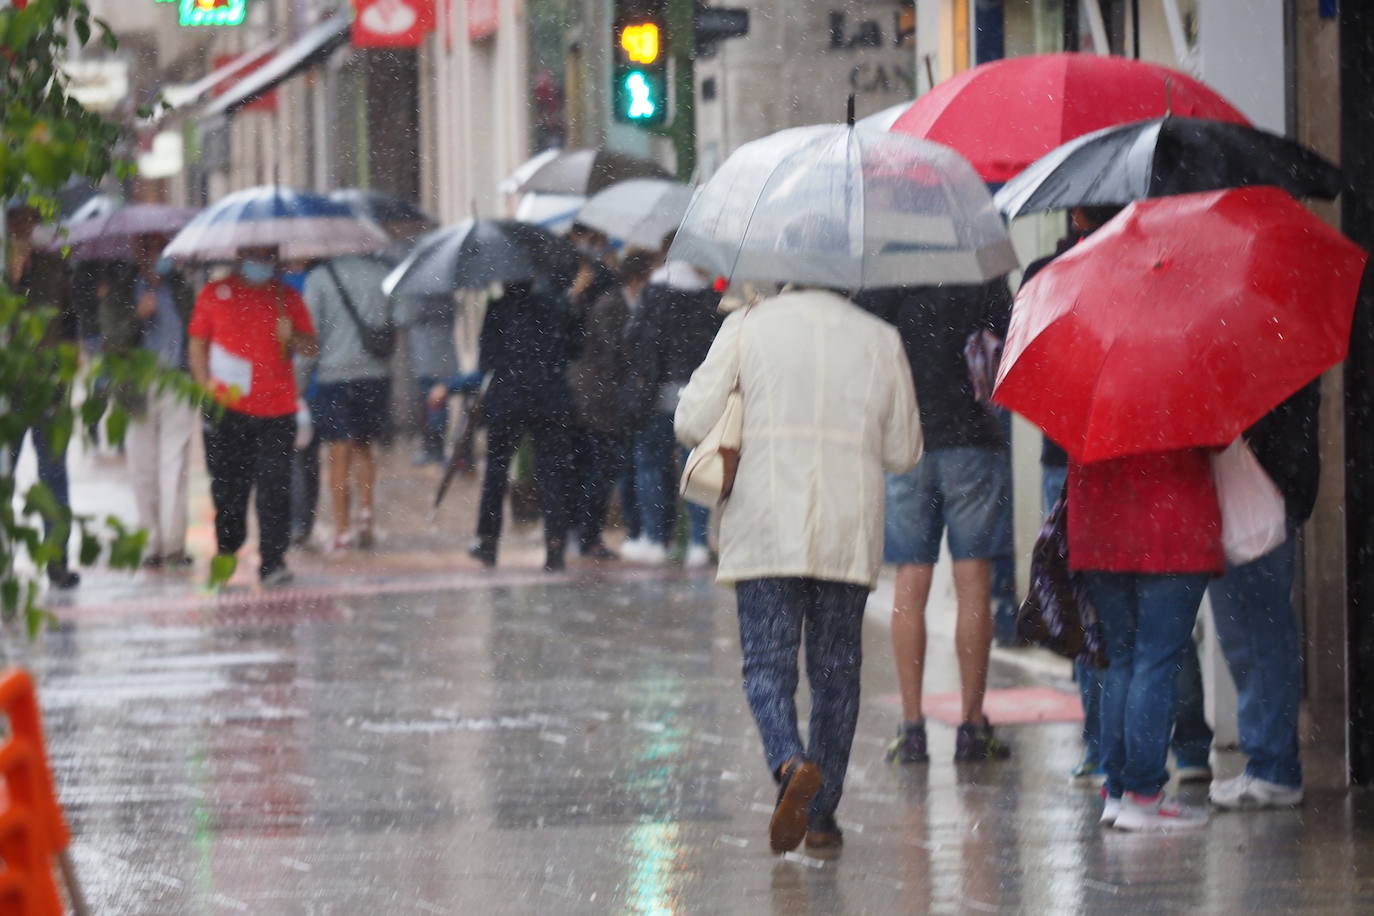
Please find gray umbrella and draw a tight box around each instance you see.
[382,219,580,299]
[505,148,670,197]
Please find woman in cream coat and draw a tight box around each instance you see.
[676,286,922,854]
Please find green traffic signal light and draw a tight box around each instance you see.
[623,70,657,120]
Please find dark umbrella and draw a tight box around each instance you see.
[382,219,580,299]
[995,116,1347,220]
[329,189,435,229]
[432,375,491,514]
[44,203,198,261]
[503,148,670,197]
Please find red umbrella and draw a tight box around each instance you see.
[992,186,1367,463]
[891,53,1249,184]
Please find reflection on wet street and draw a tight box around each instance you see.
[24,569,1374,914]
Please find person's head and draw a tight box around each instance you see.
[568,222,611,261]
[5,202,41,243]
[618,250,656,298]
[134,233,171,275]
[1070,205,1124,236]
[236,245,281,286]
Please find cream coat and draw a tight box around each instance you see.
[676,289,922,588]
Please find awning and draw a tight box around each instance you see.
[201,15,351,120]
[152,44,281,126]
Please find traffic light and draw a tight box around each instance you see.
[613,2,669,127]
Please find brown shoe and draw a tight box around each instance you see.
[804,813,844,850]
[770,757,821,854]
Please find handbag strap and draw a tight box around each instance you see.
[323,261,384,337]
[730,303,750,393]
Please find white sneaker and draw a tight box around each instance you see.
[1113,791,1208,832]
[684,544,712,568]
[1099,790,1122,827]
[620,537,650,561]
[1209,773,1303,810]
[639,542,670,565]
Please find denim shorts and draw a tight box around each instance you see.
[884,446,1012,565]
[313,379,390,443]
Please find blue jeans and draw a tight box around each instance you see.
[735,577,868,822]
[636,412,710,547]
[1073,643,1210,767]
[1208,536,1302,788]
[635,412,678,546]
[1085,571,1210,797]
[11,422,73,567]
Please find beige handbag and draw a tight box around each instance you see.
[679,307,748,505]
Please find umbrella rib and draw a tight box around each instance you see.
[724,140,812,286]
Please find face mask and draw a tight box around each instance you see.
[240,260,275,285]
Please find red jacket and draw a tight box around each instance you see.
[1068,448,1224,575]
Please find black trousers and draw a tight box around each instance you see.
[568,427,631,549]
[477,410,572,548]
[203,409,295,577]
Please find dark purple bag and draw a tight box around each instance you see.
[1017,487,1107,668]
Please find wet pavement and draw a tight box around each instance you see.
[12,444,1374,913]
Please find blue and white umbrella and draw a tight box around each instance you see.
[163,185,390,262]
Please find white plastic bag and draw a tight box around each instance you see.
[1211,439,1287,566]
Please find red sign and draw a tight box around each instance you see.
[352,0,434,48]
[212,53,277,113]
[467,0,498,41]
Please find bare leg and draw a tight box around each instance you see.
[328,441,353,536]
[952,557,994,723]
[891,563,935,722]
[354,443,376,516]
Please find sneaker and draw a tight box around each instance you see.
[885,721,929,764]
[1100,788,1122,827]
[468,538,497,568]
[161,551,195,569]
[619,537,650,561]
[954,720,1012,762]
[684,544,712,568]
[1113,791,1208,832]
[260,566,294,589]
[579,541,618,560]
[638,542,670,565]
[804,813,844,850]
[47,566,80,589]
[1071,754,1107,787]
[1174,763,1213,785]
[1209,773,1303,810]
[770,757,822,854]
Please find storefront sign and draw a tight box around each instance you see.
[212,53,276,113]
[467,0,498,41]
[352,0,434,48]
[179,0,249,27]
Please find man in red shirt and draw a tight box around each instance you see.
[188,246,318,587]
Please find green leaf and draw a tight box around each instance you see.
[74,16,89,47]
[1,580,18,619]
[79,532,101,566]
[23,482,60,523]
[26,607,54,641]
[105,404,128,446]
[209,553,237,587]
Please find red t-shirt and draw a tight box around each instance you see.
[188,276,315,418]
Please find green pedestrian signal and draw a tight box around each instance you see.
[613,4,669,126]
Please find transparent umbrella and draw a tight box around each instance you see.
[669,124,1017,290]
[576,179,693,250]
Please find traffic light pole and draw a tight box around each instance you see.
[664,0,696,180]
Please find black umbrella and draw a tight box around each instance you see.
[995,115,1347,221]
[382,219,580,299]
[432,375,491,514]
